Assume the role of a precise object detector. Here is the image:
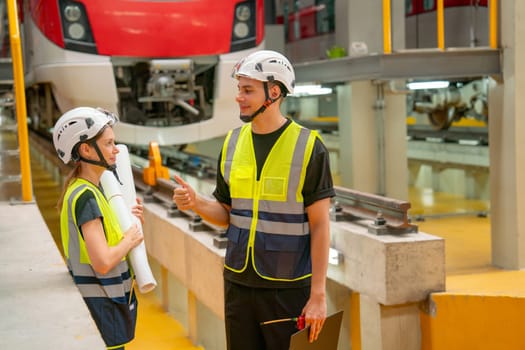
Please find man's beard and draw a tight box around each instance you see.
[239,114,254,123]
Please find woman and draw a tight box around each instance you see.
[53,106,144,349]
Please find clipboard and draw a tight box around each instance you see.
[289,310,344,350]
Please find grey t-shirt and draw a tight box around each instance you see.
[75,189,103,237]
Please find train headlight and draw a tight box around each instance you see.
[230,1,256,52]
[68,23,85,40]
[59,0,97,54]
[235,5,251,21]
[64,5,82,22]
[234,23,249,39]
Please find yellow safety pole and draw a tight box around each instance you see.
[382,0,392,54]
[7,0,32,202]
[489,0,498,48]
[437,0,445,50]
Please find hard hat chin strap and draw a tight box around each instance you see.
[239,82,282,123]
[79,141,121,184]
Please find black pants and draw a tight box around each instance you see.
[224,280,310,350]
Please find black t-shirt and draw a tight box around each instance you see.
[213,119,335,288]
[75,189,103,237]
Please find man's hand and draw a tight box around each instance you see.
[172,174,196,211]
[302,293,327,342]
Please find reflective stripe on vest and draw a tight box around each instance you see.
[60,178,132,302]
[221,121,318,281]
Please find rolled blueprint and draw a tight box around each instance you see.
[100,144,157,293]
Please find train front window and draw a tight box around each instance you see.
[423,0,435,11]
[315,0,335,35]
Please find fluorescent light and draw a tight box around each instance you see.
[407,81,450,90]
[291,84,333,97]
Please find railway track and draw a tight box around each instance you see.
[30,131,418,247]
[407,124,488,145]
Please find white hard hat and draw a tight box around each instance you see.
[232,50,295,95]
[53,107,118,164]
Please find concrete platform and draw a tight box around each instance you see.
[0,202,105,349]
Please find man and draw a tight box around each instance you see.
[173,50,334,350]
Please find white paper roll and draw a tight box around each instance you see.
[100,144,157,293]
[114,145,135,210]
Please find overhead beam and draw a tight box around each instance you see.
[294,48,502,84]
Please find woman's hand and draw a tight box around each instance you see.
[131,197,145,225]
[123,223,144,251]
[83,219,143,275]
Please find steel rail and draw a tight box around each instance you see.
[31,131,417,237]
[331,186,418,235]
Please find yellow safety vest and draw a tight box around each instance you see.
[60,178,132,301]
[220,121,319,281]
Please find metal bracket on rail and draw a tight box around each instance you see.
[143,141,169,186]
[177,209,227,249]
[331,186,418,235]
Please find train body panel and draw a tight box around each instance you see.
[24,16,118,111]
[28,0,264,57]
[22,0,264,146]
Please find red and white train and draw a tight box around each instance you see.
[20,0,264,146]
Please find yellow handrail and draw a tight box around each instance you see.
[381,0,497,52]
[7,0,32,202]
[437,0,445,50]
[489,0,498,48]
[382,0,392,54]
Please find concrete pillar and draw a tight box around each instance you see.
[161,265,169,311]
[407,161,422,187]
[465,168,489,200]
[384,84,409,201]
[360,295,421,350]
[359,294,382,350]
[431,166,442,192]
[329,220,445,350]
[439,168,466,196]
[489,0,525,269]
[337,82,377,193]
[188,291,198,345]
[412,163,432,189]
[299,97,319,119]
[337,82,408,200]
